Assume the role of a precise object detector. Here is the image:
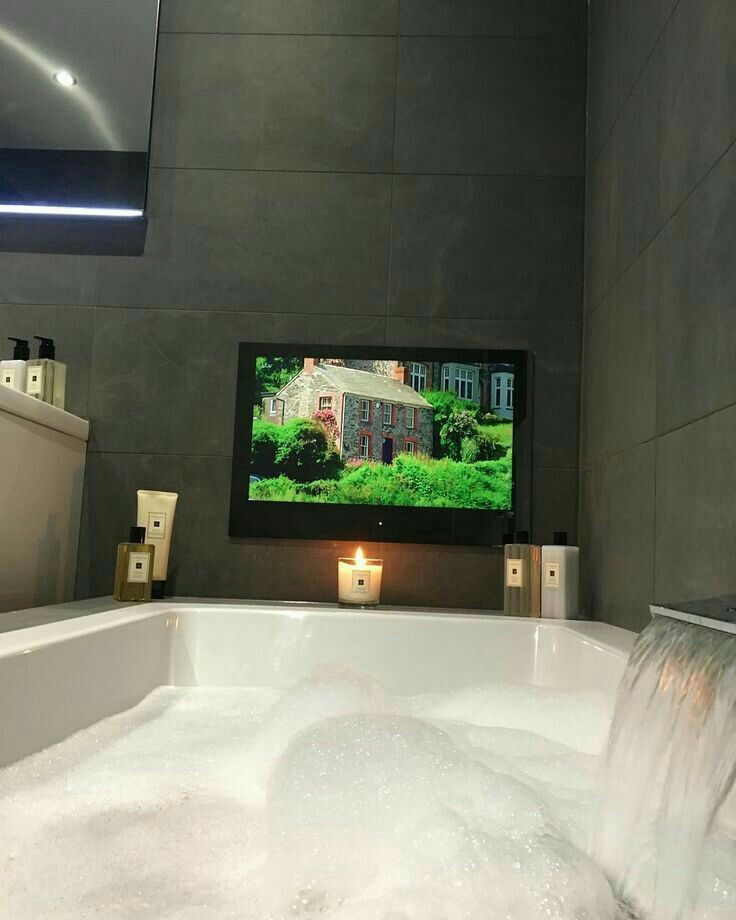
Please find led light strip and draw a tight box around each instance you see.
[0,204,143,218]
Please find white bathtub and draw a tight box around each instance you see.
[0,600,635,769]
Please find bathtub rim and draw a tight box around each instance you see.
[0,598,637,661]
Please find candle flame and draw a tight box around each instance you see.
[355,547,366,565]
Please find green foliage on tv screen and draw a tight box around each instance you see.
[251,418,343,483]
[250,452,511,510]
[255,356,302,398]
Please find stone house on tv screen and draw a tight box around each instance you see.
[263,358,433,463]
[328,357,515,421]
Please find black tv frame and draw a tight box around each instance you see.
[229,343,532,547]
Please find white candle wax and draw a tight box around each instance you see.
[338,549,383,606]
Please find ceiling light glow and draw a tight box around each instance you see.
[0,204,143,218]
[53,70,77,87]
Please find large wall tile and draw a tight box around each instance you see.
[87,308,386,456]
[655,406,736,603]
[158,0,399,35]
[151,35,396,172]
[394,37,585,176]
[579,443,656,631]
[0,253,97,307]
[659,0,736,220]
[585,49,660,309]
[0,304,94,418]
[389,175,584,320]
[532,468,579,546]
[657,145,736,433]
[387,316,581,471]
[587,0,660,160]
[580,244,658,466]
[77,450,507,610]
[96,169,391,313]
[399,0,585,37]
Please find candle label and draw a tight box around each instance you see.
[352,569,371,594]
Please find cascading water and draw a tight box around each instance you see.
[595,614,736,920]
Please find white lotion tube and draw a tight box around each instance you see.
[137,490,178,596]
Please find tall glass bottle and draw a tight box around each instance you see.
[504,530,541,617]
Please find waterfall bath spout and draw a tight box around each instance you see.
[595,598,736,920]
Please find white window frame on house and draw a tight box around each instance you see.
[442,366,451,391]
[403,439,415,455]
[409,362,426,392]
[491,372,514,412]
[406,406,415,429]
[360,399,370,422]
[455,367,474,401]
[383,403,393,425]
[269,398,277,415]
[319,396,332,411]
[359,434,370,460]
[493,378,502,409]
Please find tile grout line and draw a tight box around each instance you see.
[579,396,736,474]
[1,301,583,325]
[586,132,736,321]
[587,0,685,170]
[158,30,586,40]
[146,165,585,179]
[385,5,401,345]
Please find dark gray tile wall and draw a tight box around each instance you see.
[0,0,586,611]
[581,0,736,631]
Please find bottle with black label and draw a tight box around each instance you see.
[504,530,541,617]
[113,526,155,602]
[26,336,66,409]
[0,338,30,392]
[541,531,579,619]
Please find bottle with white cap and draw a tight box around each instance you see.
[541,531,579,619]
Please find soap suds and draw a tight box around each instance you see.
[1,669,733,919]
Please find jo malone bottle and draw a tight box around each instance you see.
[504,530,541,617]
[0,338,30,392]
[26,336,67,409]
[541,531,580,619]
[114,526,155,602]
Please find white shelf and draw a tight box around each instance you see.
[0,385,89,442]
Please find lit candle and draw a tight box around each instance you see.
[337,547,383,607]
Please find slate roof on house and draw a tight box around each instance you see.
[280,364,431,408]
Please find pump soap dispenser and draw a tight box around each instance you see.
[26,336,66,409]
[1,338,30,392]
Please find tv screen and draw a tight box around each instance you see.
[230,344,531,546]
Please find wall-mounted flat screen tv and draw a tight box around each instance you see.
[230,344,531,546]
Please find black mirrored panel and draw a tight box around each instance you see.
[0,0,160,252]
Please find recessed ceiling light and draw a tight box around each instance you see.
[53,70,77,87]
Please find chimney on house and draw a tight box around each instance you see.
[392,363,408,385]
[304,357,316,375]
